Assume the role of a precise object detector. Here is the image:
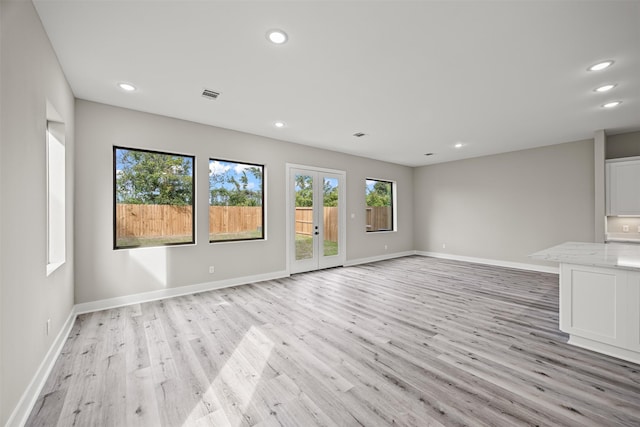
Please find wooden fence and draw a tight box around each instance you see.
[117,204,389,240]
[209,206,262,236]
[116,204,193,238]
[366,206,392,231]
[295,207,338,243]
[116,204,263,238]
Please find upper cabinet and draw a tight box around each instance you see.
[607,157,640,215]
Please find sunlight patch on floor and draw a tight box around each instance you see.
[183,325,274,426]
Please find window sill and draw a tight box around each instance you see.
[210,238,266,245]
[46,261,65,276]
[114,242,197,251]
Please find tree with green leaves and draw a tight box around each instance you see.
[210,165,262,206]
[323,179,339,207]
[116,149,193,205]
[295,176,339,207]
[295,175,313,207]
[366,180,391,207]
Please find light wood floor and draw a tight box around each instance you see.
[26,256,640,426]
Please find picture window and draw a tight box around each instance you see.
[209,159,265,242]
[365,178,395,232]
[114,146,195,249]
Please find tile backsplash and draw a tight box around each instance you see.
[607,216,640,240]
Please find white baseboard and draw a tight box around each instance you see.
[5,309,77,427]
[74,270,289,315]
[416,251,559,274]
[344,250,416,267]
[568,335,640,365]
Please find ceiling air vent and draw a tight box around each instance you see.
[353,132,366,137]
[201,89,220,100]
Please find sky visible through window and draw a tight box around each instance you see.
[209,159,264,241]
[209,160,261,194]
[209,159,263,207]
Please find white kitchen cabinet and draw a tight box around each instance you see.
[559,263,640,364]
[532,242,640,364]
[628,271,640,353]
[559,264,627,348]
[606,157,640,215]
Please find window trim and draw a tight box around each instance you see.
[365,177,396,233]
[113,146,196,250]
[209,158,265,243]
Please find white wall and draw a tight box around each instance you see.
[413,139,595,268]
[75,100,414,303]
[0,1,75,424]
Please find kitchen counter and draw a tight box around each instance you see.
[530,241,640,271]
[531,241,640,365]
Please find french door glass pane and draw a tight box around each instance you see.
[295,174,313,260]
[323,177,339,257]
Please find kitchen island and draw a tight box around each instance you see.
[531,242,640,364]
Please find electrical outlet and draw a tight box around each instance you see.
[442,243,446,249]
[623,225,629,232]
[209,266,215,274]
[46,319,51,336]
[384,245,388,250]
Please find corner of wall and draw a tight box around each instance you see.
[0,0,4,422]
[594,130,606,243]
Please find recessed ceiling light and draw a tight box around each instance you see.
[118,82,136,91]
[588,60,614,71]
[274,121,285,128]
[594,84,616,92]
[454,143,464,149]
[602,101,621,108]
[267,29,288,44]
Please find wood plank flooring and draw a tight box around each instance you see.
[26,256,640,426]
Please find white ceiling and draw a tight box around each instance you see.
[33,0,640,167]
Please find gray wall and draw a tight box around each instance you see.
[413,140,595,267]
[0,1,75,424]
[606,131,640,159]
[75,100,414,303]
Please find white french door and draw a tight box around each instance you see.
[287,165,346,274]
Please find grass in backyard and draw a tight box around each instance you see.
[295,234,338,259]
[210,229,263,242]
[116,234,193,248]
